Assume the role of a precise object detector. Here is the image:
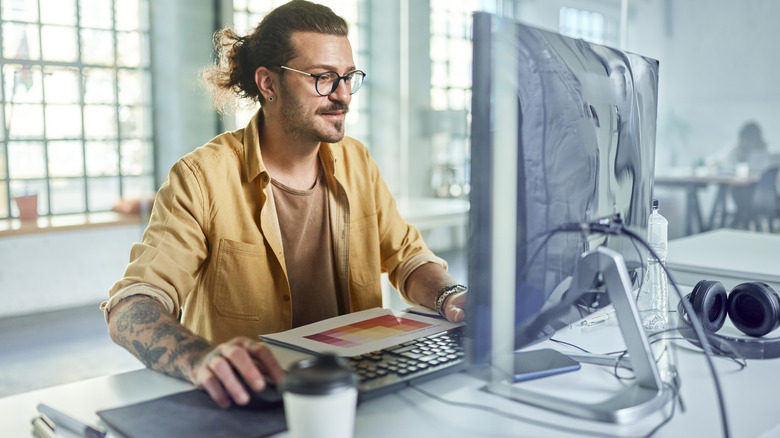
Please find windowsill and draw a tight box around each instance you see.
[0,212,145,238]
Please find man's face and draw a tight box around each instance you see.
[277,31,356,144]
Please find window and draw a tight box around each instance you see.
[429,0,479,198]
[559,7,618,47]
[0,0,154,219]
[229,0,369,140]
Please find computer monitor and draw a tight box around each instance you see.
[467,12,659,374]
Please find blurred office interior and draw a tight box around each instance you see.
[1,0,779,397]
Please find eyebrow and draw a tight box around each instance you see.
[305,63,358,73]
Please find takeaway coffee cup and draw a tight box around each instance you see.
[280,354,359,438]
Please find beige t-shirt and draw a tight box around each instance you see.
[271,170,345,327]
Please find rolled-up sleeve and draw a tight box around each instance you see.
[106,157,209,318]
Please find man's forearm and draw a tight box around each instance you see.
[405,262,456,308]
[107,295,213,382]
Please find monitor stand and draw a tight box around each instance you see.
[485,246,672,424]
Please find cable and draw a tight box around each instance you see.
[549,337,594,354]
[546,217,730,437]
[618,226,731,438]
[509,215,730,437]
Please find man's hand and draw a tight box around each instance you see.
[405,263,468,323]
[107,295,285,409]
[192,337,285,409]
[442,290,467,323]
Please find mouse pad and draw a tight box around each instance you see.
[97,389,287,438]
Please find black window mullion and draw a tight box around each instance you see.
[0,14,11,218]
[35,0,52,217]
[112,0,124,203]
[75,0,90,213]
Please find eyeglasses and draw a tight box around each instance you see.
[280,65,366,96]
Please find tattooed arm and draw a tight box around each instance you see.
[107,295,285,408]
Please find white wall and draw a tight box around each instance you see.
[0,224,144,318]
[652,0,780,170]
[511,0,780,170]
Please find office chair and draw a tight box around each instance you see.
[747,165,780,232]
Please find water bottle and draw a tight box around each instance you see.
[638,199,669,331]
[637,200,677,386]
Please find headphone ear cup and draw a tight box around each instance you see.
[689,280,728,332]
[727,282,780,337]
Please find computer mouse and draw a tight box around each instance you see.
[237,380,284,410]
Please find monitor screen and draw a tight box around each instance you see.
[467,12,659,367]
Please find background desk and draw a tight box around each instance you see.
[654,174,753,235]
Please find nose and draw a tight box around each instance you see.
[328,77,352,104]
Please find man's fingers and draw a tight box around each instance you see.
[193,338,283,408]
[222,343,267,392]
[445,291,468,323]
[249,343,286,385]
[196,366,232,409]
[208,352,253,406]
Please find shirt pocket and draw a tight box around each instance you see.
[212,238,269,320]
[349,214,381,287]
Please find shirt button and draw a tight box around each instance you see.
[283,295,290,301]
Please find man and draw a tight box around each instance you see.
[103,0,467,409]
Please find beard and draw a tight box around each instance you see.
[279,93,349,144]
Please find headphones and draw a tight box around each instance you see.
[678,279,780,359]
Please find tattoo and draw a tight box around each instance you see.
[114,297,162,335]
[152,322,190,344]
[168,339,211,364]
[108,295,213,382]
[132,340,167,367]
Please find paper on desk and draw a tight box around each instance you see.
[260,307,463,357]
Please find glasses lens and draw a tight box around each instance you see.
[315,72,339,96]
[348,71,365,95]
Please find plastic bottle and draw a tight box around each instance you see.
[635,200,678,387]
[637,199,669,331]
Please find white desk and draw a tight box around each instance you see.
[5,229,780,437]
[3,321,780,438]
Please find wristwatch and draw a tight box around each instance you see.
[434,284,468,317]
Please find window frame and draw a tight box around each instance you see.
[0,0,155,220]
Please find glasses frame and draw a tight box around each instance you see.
[280,65,366,96]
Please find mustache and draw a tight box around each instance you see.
[318,104,349,114]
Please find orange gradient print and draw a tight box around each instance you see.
[303,315,432,348]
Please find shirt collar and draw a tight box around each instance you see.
[244,110,268,185]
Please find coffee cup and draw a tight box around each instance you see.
[280,354,358,438]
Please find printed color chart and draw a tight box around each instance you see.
[304,315,432,348]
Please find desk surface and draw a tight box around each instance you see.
[4,229,780,437]
[654,174,754,186]
[3,322,780,438]
[666,229,780,291]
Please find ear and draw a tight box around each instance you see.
[255,66,276,100]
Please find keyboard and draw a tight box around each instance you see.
[346,327,466,400]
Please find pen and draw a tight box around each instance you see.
[37,403,106,438]
[579,313,609,326]
[31,414,57,438]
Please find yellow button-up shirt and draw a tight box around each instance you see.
[105,111,445,344]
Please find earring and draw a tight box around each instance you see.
[268,96,274,102]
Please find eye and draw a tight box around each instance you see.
[317,72,339,84]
